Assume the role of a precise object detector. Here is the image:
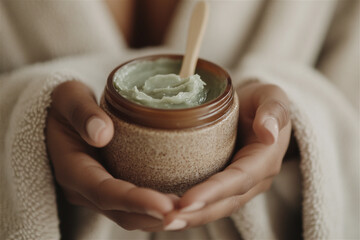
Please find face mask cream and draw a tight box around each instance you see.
[113,58,225,109]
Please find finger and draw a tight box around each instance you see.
[61,187,164,231]
[51,81,113,147]
[49,124,175,218]
[104,210,163,231]
[62,187,95,209]
[164,179,273,230]
[166,194,181,208]
[252,84,290,144]
[177,135,288,212]
[65,153,175,217]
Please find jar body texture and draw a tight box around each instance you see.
[100,94,239,195]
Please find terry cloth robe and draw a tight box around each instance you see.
[0,0,358,239]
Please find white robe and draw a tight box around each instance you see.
[0,0,358,239]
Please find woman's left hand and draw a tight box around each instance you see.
[163,82,292,231]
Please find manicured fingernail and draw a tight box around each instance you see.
[180,202,205,213]
[164,219,187,231]
[264,117,279,143]
[86,117,106,142]
[146,210,164,220]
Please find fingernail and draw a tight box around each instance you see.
[264,117,279,143]
[146,210,164,220]
[164,219,187,231]
[86,117,106,142]
[180,202,205,213]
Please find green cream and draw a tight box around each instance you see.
[113,58,225,109]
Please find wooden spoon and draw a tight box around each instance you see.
[179,1,209,78]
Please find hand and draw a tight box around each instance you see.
[46,81,178,232]
[163,82,292,231]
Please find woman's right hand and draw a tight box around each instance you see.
[46,81,177,232]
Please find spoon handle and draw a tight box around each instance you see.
[179,1,209,78]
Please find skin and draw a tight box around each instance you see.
[46,80,291,231]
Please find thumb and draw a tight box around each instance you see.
[51,81,114,147]
[252,84,290,145]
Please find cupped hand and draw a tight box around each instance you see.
[46,81,178,232]
[163,82,292,231]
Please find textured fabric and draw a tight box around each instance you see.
[0,0,359,239]
[0,0,124,72]
[0,72,64,240]
[231,55,359,239]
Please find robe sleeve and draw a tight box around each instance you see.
[0,51,148,239]
[230,54,358,239]
[230,1,359,238]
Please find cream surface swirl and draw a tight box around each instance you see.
[113,58,208,109]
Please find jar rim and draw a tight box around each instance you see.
[104,54,234,129]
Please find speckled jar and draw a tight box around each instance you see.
[100,55,239,195]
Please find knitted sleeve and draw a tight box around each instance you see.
[0,53,137,239]
[230,55,359,239]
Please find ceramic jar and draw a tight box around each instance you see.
[100,55,239,195]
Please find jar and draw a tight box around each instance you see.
[100,55,239,195]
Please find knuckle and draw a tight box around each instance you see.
[93,178,111,210]
[230,197,243,214]
[207,174,241,201]
[192,211,211,227]
[207,177,226,197]
[69,103,88,127]
[228,166,254,194]
[209,177,225,190]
